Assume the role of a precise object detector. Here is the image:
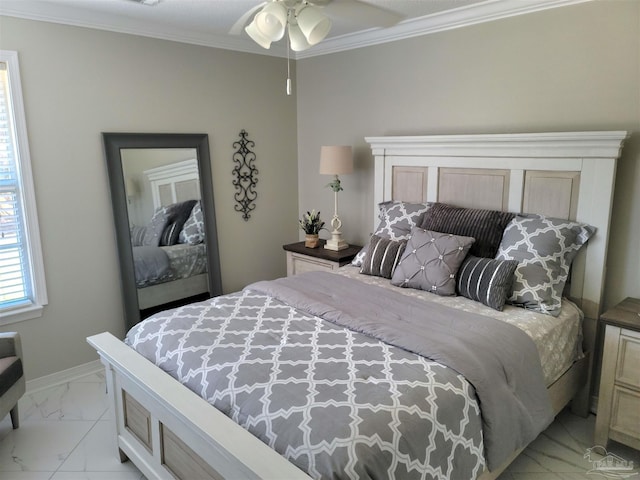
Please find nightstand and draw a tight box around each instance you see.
[283,241,362,277]
[594,297,640,450]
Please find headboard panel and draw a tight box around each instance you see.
[145,158,201,210]
[366,131,628,319]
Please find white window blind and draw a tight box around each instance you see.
[0,51,47,324]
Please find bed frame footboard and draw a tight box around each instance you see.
[87,332,310,480]
[89,331,589,480]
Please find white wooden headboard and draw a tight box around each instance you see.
[365,131,628,320]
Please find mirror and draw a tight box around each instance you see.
[103,133,223,330]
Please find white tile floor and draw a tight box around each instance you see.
[0,371,638,479]
[0,371,144,480]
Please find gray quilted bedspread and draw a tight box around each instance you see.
[125,272,549,479]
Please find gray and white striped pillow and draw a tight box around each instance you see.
[456,256,518,311]
[360,235,407,279]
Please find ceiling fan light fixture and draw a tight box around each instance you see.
[288,23,311,51]
[254,2,288,41]
[297,5,331,46]
[245,20,272,49]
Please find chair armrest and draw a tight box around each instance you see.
[0,332,23,360]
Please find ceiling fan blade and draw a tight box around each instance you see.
[229,2,268,36]
[324,0,404,28]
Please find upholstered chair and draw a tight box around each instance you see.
[0,332,25,429]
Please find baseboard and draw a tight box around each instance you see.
[26,359,103,394]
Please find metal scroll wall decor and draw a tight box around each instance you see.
[232,129,258,221]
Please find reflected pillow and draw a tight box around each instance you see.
[161,200,198,246]
[130,225,147,247]
[142,206,169,247]
[391,227,475,296]
[496,214,596,316]
[179,201,206,245]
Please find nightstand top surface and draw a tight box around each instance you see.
[601,297,640,332]
[283,241,362,263]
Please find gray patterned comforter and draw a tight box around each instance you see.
[125,271,550,479]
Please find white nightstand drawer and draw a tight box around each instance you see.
[290,254,334,275]
[616,331,640,389]
[610,385,640,449]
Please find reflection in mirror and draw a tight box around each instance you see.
[103,134,222,330]
[122,148,209,313]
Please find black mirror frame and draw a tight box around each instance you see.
[103,132,223,330]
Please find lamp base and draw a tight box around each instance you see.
[324,231,349,251]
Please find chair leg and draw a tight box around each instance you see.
[9,404,19,429]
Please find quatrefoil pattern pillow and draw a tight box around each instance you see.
[391,227,475,296]
[179,201,205,245]
[352,201,431,267]
[496,214,596,316]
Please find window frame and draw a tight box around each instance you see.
[0,50,47,325]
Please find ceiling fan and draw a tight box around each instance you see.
[230,0,405,52]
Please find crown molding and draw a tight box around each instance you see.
[365,131,629,158]
[295,0,594,58]
[0,0,286,57]
[0,0,594,59]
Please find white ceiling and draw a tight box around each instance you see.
[0,0,592,58]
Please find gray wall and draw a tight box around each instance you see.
[297,0,640,312]
[0,16,299,380]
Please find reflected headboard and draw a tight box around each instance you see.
[365,131,628,320]
[144,158,201,210]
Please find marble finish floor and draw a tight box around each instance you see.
[0,371,638,479]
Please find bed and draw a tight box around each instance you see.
[88,131,628,480]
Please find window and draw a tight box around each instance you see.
[0,50,47,324]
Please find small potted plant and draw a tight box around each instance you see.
[299,210,325,248]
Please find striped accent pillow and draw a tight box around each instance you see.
[360,235,407,279]
[130,225,147,246]
[420,203,514,258]
[456,256,518,311]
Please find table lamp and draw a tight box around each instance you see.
[319,145,353,251]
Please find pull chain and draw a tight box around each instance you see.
[286,23,292,95]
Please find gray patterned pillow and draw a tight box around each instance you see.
[456,256,518,311]
[179,201,205,245]
[161,200,198,246]
[496,214,596,316]
[142,206,169,247]
[360,235,407,279]
[352,201,431,267]
[391,227,475,296]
